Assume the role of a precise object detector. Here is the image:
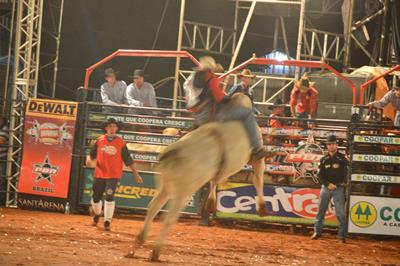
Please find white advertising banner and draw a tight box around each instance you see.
[348,195,400,236]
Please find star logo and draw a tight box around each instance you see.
[32,155,59,185]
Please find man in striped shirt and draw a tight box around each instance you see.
[0,116,9,206]
[368,80,400,127]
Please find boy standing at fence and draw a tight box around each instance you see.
[86,118,143,231]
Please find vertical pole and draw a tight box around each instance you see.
[378,0,389,66]
[3,0,16,114]
[280,16,290,56]
[343,0,354,70]
[232,0,239,54]
[229,0,256,70]
[172,0,185,112]
[51,0,65,98]
[33,0,44,97]
[273,17,279,51]
[295,0,306,79]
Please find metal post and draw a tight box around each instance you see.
[280,16,290,56]
[3,0,16,114]
[232,0,239,53]
[172,0,185,112]
[295,0,306,79]
[6,0,44,207]
[51,0,65,98]
[378,0,389,66]
[229,0,256,70]
[343,0,354,70]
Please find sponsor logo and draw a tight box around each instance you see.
[18,198,65,211]
[28,100,77,116]
[217,187,335,219]
[350,201,377,228]
[26,121,73,145]
[32,155,59,189]
[351,174,400,184]
[286,143,324,183]
[101,145,117,155]
[380,206,400,228]
[354,135,400,145]
[353,154,400,164]
[131,153,158,161]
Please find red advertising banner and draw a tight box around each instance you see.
[18,99,78,199]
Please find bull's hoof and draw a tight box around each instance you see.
[149,249,161,262]
[125,249,135,258]
[136,231,145,245]
[205,198,216,214]
[257,202,267,217]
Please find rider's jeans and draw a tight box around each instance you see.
[193,102,262,149]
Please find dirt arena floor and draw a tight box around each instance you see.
[0,208,399,266]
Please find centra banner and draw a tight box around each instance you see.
[216,183,337,226]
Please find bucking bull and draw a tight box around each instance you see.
[126,93,273,261]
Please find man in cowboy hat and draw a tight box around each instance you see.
[185,56,270,160]
[126,69,157,110]
[289,74,319,119]
[227,69,261,116]
[86,118,143,231]
[268,98,287,128]
[100,68,128,108]
[311,134,348,243]
[368,78,400,127]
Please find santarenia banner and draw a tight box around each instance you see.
[18,99,78,210]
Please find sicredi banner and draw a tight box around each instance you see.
[18,99,78,205]
[216,183,338,226]
[80,169,200,214]
[348,195,400,236]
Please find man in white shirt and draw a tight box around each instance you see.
[126,69,157,109]
[100,68,128,106]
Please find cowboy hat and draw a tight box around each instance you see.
[129,69,147,79]
[101,118,122,132]
[295,76,315,90]
[325,134,337,144]
[104,68,118,77]
[268,98,286,110]
[239,69,256,79]
[193,56,217,71]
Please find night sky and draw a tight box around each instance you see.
[38,0,363,101]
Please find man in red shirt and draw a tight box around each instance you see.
[289,75,319,119]
[86,118,143,231]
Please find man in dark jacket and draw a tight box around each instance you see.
[311,134,348,243]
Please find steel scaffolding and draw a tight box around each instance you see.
[6,0,43,207]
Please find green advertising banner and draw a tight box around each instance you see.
[80,168,200,214]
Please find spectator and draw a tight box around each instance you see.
[268,99,286,128]
[289,75,319,119]
[126,69,157,109]
[311,134,348,243]
[368,78,400,127]
[227,69,261,115]
[100,68,128,107]
[0,116,9,206]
